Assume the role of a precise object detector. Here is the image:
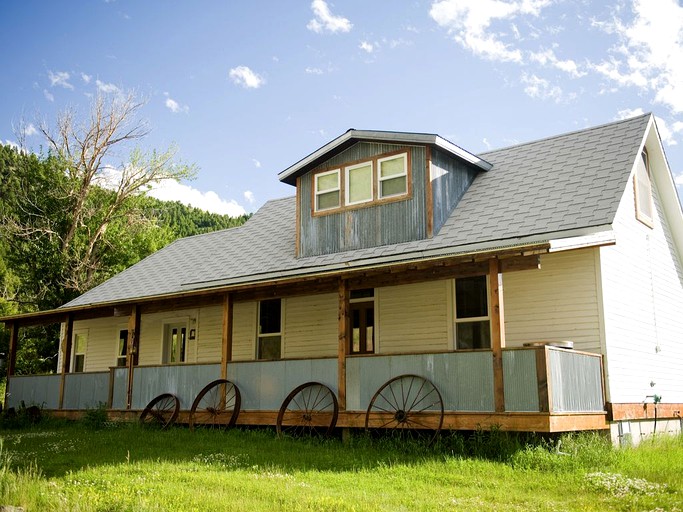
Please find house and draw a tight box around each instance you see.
[3,113,683,443]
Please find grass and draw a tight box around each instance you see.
[0,420,680,511]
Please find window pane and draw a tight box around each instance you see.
[350,288,374,300]
[348,164,372,203]
[316,171,338,192]
[74,333,87,353]
[351,309,360,353]
[366,308,374,352]
[259,298,281,334]
[456,276,488,318]
[456,321,491,350]
[118,330,128,357]
[74,354,85,372]
[317,190,340,210]
[258,335,281,359]
[380,155,405,178]
[380,176,407,197]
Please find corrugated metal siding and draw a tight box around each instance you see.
[131,364,221,410]
[345,352,494,412]
[377,280,452,353]
[111,368,128,409]
[227,358,337,410]
[503,350,540,412]
[284,294,337,358]
[548,349,604,412]
[299,143,427,257]
[62,372,109,410]
[431,148,479,235]
[6,375,61,409]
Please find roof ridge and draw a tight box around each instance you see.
[478,112,651,156]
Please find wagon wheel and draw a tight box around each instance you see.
[276,382,338,438]
[139,393,180,429]
[365,374,444,440]
[189,379,241,431]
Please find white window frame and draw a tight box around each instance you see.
[256,298,284,360]
[71,330,88,372]
[345,161,374,206]
[314,168,341,212]
[634,149,654,228]
[162,320,189,364]
[116,327,128,367]
[453,276,491,350]
[377,152,408,199]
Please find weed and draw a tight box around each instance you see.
[81,402,109,430]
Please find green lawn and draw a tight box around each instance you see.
[0,420,680,511]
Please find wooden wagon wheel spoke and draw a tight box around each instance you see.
[189,379,241,431]
[139,393,180,429]
[365,374,444,442]
[276,382,338,438]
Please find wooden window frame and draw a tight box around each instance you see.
[377,152,408,199]
[634,148,654,228]
[311,149,412,216]
[314,168,341,212]
[453,276,491,350]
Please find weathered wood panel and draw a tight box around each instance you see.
[431,148,479,235]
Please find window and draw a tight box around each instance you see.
[346,161,373,205]
[315,169,341,211]
[634,149,653,227]
[454,276,491,350]
[312,150,410,213]
[378,153,408,198]
[163,322,187,364]
[349,289,375,354]
[72,331,87,372]
[117,329,128,367]
[257,298,282,359]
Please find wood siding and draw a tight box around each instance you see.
[599,169,683,403]
[195,305,222,362]
[72,317,127,372]
[283,293,337,358]
[504,250,602,353]
[377,280,452,353]
[138,309,197,365]
[231,301,257,361]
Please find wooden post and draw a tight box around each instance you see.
[535,347,550,412]
[221,293,233,380]
[58,315,74,410]
[489,258,506,413]
[125,306,140,410]
[4,321,18,407]
[337,278,349,411]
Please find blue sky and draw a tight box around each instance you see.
[1,0,682,215]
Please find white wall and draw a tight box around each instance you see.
[599,168,683,404]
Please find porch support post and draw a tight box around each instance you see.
[4,321,18,406]
[221,293,233,380]
[125,305,140,410]
[489,258,506,413]
[337,278,349,411]
[58,314,74,410]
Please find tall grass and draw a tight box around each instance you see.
[0,422,680,511]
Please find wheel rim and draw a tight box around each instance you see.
[140,393,180,429]
[189,379,241,431]
[365,374,444,440]
[276,382,338,438]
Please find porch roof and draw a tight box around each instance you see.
[1,113,650,320]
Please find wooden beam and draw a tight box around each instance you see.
[607,402,683,421]
[58,315,74,410]
[489,258,505,413]
[337,278,349,411]
[125,306,140,409]
[221,294,233,380]
[535,347,550,413]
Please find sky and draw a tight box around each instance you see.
[1,0,683,216]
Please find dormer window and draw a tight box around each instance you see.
[312,150,411,214]
[314,169,341,211]
[634,149,653,228]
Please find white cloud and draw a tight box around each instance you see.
[229,66,265,89]
[164,93,189,114]
[305,67,324,75]
[48,70,74,89]
[252,159,261,168]
[359,41,374,53]
[615,108,683,146]
[592,0,683,113]
[23,123,38,136]
[43,89,54,102]
[529,48,586,78]
[521,73,566,102]
[675,173,683,185]
[147,180,247,216]
[307,0,352,34]
[244,190,255,204]
[81,73,92,84]
[615,107,646,120]
[96,80,120,94]
[429,0,553,63]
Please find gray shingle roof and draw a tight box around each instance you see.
[64,114,650,308]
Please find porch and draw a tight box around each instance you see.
[5,344,607,432]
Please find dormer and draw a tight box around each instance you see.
[279,130,492,258]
